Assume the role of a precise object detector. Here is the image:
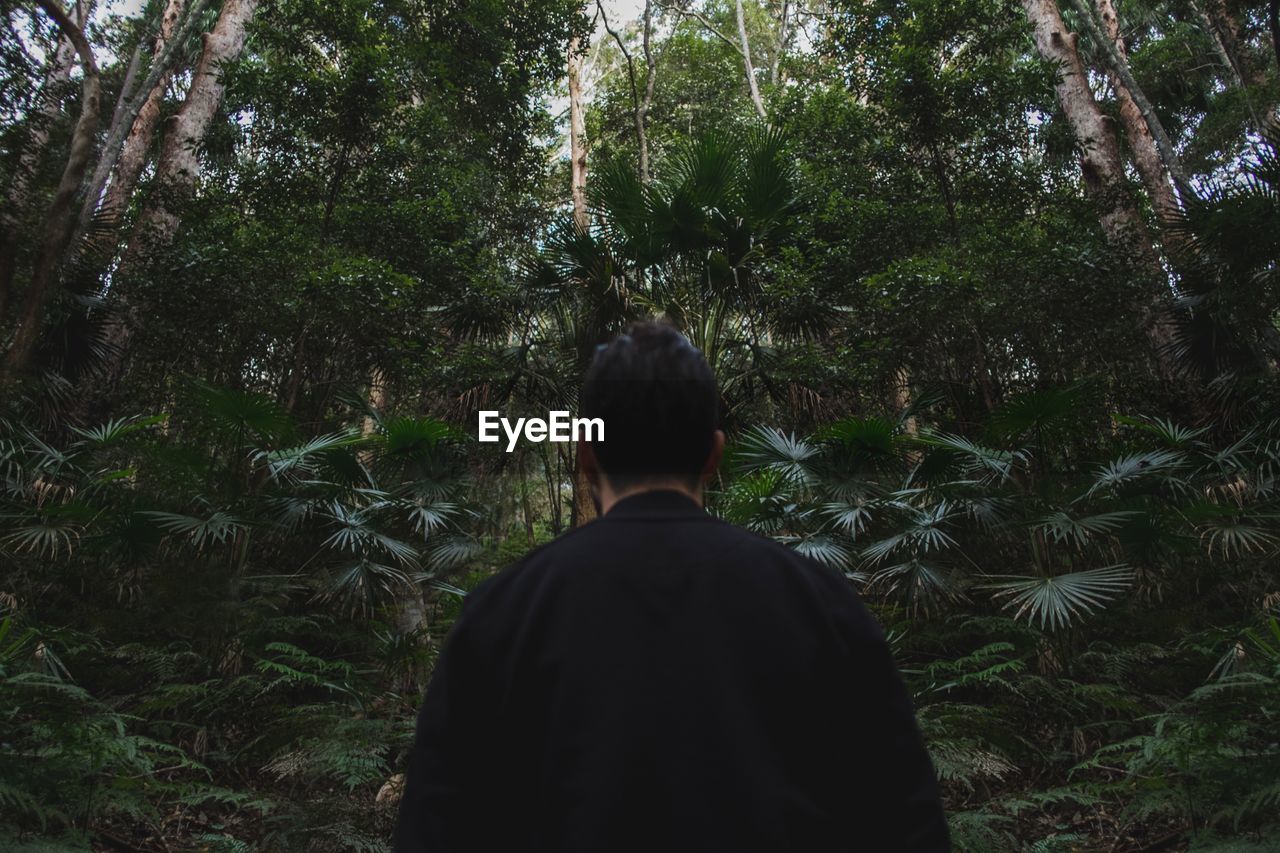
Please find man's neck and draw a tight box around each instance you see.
[598,480,703,516]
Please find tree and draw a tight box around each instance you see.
[1081,0,1182,222]
[75,0,198,258]
[0,0,89,324]
[1021,0,1183,382]
[1,0,101,381]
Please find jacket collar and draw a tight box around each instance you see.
[604,489,708,520]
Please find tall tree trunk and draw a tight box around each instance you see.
[76,0,191,259]
[1269,0,1280,73]
[567,32,597,525]
[0,0,89,323]
[1204,0,1267,87]
[891,366,919,437]
[1023,0,1147,245]
[1088,0,1181,222]
[1071,0,1187,189]
[1,0,101,381]
[129,0,258,251]
[639,0,655,183]
[1021,0,1181,379]
[770,0,790,86]
[735,0,767,120]
[97,0,258,385]
[568,34,589,229]
[358,368,425,634]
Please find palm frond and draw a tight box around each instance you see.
[1036,510,1140,547]
[189,381,293,442]
[1088,450,1187,494]
[733,426,818,486]
[1113,414,1208,448]
[780,533,850,569]
[70,414,166,447]
[982,565,1135,631]
[142,510,247,549]
[915,432,1025,484]
[426,534,482,571]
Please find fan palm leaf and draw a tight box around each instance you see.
[982,565,1135,631]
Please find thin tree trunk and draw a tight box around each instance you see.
[0,0,89,322]
[1089,0,1181,222]
[1021,0,1181,380]
[519,448,536,546]
[735,0,767,120]
[360,367,387,441]
[360,367,424,635]
[891,366,919,437]
[1205,0,1267,87]
[770,0,790,86]
[76,0,192,259]
[640,0,655,183]
[568,34,589,229]
[1,0,101,381]
[1269,0,1279,72]
[1194,0,1247,89]
[597,0,649,182]
[567,31,597,525]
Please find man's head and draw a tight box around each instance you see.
[579,321,724,509]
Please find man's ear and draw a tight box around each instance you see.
[578,439,601,489]
[701,430,725,481]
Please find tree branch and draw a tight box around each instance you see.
[656,1,743,56]
[596,0,640,120]
[33,0,96,74]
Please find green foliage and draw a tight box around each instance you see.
[3,0,1279,847]
[0,384,480,847]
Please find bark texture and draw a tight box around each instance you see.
[97,0,258,385]
[2,0,101,380]
[568,34,589,229]
[0,0,89,321]
[85,0,189,246]
[735,0,767,120]
[1021,0,1181,379]
[1023,0,1145,245]
[1090,0,1180,221]
[567,33,596,525]
[130,0,258,250]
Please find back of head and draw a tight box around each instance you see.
[580,322,719,491]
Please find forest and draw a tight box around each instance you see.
[1,0,1278,849]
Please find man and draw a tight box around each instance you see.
[394,322,949,852]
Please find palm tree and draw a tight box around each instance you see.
[0,382,481,638]
[723,383,1280,632]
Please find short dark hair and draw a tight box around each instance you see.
[580,321,719,489]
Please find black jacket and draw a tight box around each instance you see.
[394,490,949,852]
